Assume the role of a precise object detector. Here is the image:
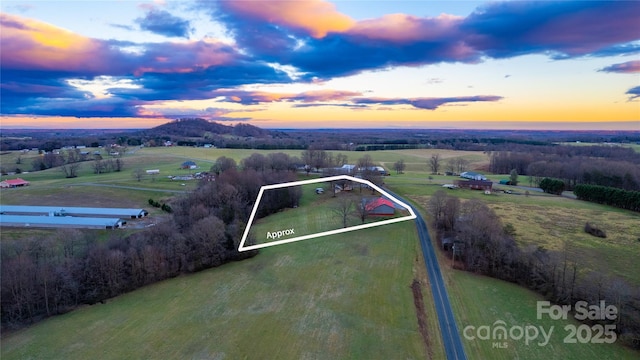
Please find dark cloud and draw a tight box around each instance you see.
[626,86,640,100]
[461,1,640,59]
[136,9,192,38]
[292,103,368,109]
[205,1,640,79]
[353,96,503,110]
[599,60,640,74]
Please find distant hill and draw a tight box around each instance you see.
[141,118,271,138]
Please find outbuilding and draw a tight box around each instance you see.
[181,160,197,169]
[364,197,395,216]
[0,178,30,188]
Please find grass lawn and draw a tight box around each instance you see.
[2,147,638,359]
[249,184,412,247]
[446,270,639,360]
[1,222,432,360]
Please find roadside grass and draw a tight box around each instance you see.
[446,270,639,360]
[1,222,431,360]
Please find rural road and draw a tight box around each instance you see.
[386,189,468,360]
[71,182,188,194]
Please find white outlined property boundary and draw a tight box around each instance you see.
[238,175,417,251]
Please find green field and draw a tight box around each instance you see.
[1,223,434,360]
[248,184,412,248]
[1,147,638,359]
[446,270,638,360]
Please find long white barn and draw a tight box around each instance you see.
[0,205,148,218]
[0,215,124,229]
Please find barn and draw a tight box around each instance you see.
[0,205,148,219]
[364,197,395,216]
[0,178,30,188]
[455,180,493,191]
[0,215,124,229]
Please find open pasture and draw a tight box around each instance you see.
[1,222,433,360]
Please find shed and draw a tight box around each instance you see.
[0,178,30,188]
[455,180,493,191]
[181,160,197,169]
[364,198,395,216]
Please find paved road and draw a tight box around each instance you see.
[71,182,188,194]
[386,189,468,360]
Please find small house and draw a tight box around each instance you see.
[181,160,197,169]
[460,171,487,181]
[364,197,395,216]
[0,178,30,188]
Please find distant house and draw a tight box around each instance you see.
[455,179,493,191]
[460,171,487,181]
[181,160,197,169]
[364,197,395,216]
[0,178,30,188]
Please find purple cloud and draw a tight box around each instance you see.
[353,95,503,110]
[626,86,640,100]
[599,60,640,74]
[136,9,192,38]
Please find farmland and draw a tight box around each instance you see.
[1,146,638,359]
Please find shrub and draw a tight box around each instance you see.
[584,222,607,238]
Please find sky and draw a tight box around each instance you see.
[1,0,639,130]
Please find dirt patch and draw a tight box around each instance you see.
[411,278,432,359]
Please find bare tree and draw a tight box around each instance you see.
[393,159,406,174]
[455,158,470,173]
[332,196,355,228]
[429,153,441,174]
[132,168,145,182]
[60,163,80,178]
[356,196,369,224]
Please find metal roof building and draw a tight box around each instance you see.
[0,205,148,218]
[0,215,124,229]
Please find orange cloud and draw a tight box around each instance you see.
[0,13,108,73]
[348,13,463,43]
[224,0,355,38]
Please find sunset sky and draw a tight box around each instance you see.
[1,0,639,130]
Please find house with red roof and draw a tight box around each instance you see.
[0,178,30,188]
[364,197,395,216]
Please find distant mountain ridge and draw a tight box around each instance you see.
[141,118,271,138]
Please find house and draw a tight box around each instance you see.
[364,197,395,216]
[181,160,197,169]
[455,179,493,191]
[460,171,487,181]
[0,178,30,188]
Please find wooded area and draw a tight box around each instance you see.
[0,153,303,330]
[428,190,640,349]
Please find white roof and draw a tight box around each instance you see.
[0,205,147,217]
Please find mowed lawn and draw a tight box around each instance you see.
[1,221,432,360]
[249,184,412,247]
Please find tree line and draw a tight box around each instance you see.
[1,153,302,330]
[490,149,640,191]
[428,190,640,349]
[574,184,640,212]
